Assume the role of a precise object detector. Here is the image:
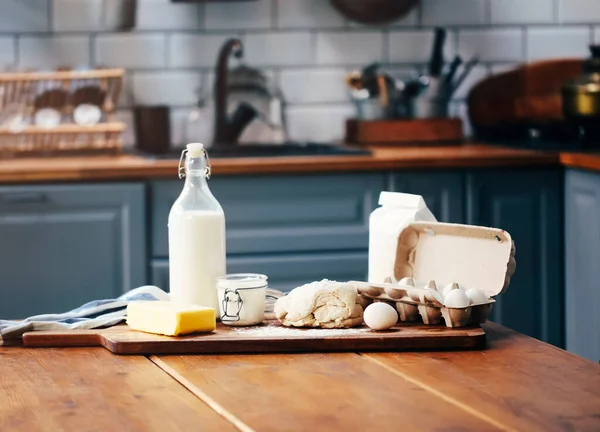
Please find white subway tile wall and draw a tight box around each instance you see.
[0,0,597,141]
[458,29,524,62]
[279,68,349,104]
[18,36,90,69]
[559,0,600,24]
[286,104,355,142]
[95,34,167,68]
[421,0,487,26]
[490,0,555,25]
[389,30,455,63]
[132,71,202,106]
[276,0,345,29]
[169,33,236,68]
[136,0,202,30]
[0,38,16,69]
[0,0,50,32]
[316,32,383,65]
[245,32,313,66]
[205,0,271,30]
[527,27,592,61]
[53,0,103,32]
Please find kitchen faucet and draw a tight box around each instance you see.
[212,38,258,148]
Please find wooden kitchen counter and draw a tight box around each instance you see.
[1,323,598,432]
[561,152,600,172]
[0,144,559,184]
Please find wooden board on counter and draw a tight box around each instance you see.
[22,321,486,354]
[346,118,463,145]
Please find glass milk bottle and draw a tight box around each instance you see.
[168,143,225,311]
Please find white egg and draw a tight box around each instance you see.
[363,302,398,331]
[465,288,489,305]
[398,276,415,287]
[444,289,471,308]
[442,282,463,297]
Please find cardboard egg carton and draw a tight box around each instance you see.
[352,221,516,328]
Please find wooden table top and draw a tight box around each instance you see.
[0,144,559,185]
[1,322,598,432]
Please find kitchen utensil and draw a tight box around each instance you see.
[408,77,449,118]
[330,0,418,25]
[443,55,463,89]
[452,55,480,94]
[562,45,600,134]
[428,27,446,78]
[21,320,485,354]
[133,105,171,154]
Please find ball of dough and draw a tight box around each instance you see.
[274,279,363,328]
[444,289,471,308]
[465,288,489,305]
[363,302,398,331]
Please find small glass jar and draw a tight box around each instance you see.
[217,274,267,326]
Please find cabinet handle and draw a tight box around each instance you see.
[0,192,48,204]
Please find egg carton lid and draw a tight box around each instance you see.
[395,222,515,298]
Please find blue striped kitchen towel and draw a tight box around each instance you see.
[0,285,169,344]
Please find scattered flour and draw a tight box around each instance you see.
[232,325,371,338]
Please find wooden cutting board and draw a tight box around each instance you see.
[21,321,486,354]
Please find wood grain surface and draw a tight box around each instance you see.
[561,152,600,173]
[0,347,236,432]
[0,144,559,184]
[346,118,464,144]
[21,322,486,354]
[151,352,500,432]
[363,322,600,432]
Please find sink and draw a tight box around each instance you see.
[132,142,371,159]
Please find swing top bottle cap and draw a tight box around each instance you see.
[186,142,205,157]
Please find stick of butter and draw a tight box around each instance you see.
[126,301,216,336]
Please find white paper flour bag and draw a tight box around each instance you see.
[368,191,437,283]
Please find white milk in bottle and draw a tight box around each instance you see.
[168,143,225,311]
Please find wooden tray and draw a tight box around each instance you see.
[346,118,463,145]
[21,321,486,354]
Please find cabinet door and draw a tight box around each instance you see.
[466,169,563,346]
[152,251,368,293]
[388,172,464,223]
[151,173,385,257]
[0,184,146,319]
[565,169,600,362]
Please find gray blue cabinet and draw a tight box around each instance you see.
[152,251,368,293]
[0,183,146,319]
[565,169,600,362]
[151,173,385,257]
[388,171,464,223]
[466,169,563,346]
[150,173,383,292]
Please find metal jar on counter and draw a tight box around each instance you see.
[562,45,600,132]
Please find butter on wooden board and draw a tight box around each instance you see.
[126,301,216,336]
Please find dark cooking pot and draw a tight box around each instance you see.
[562,45,600,130]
